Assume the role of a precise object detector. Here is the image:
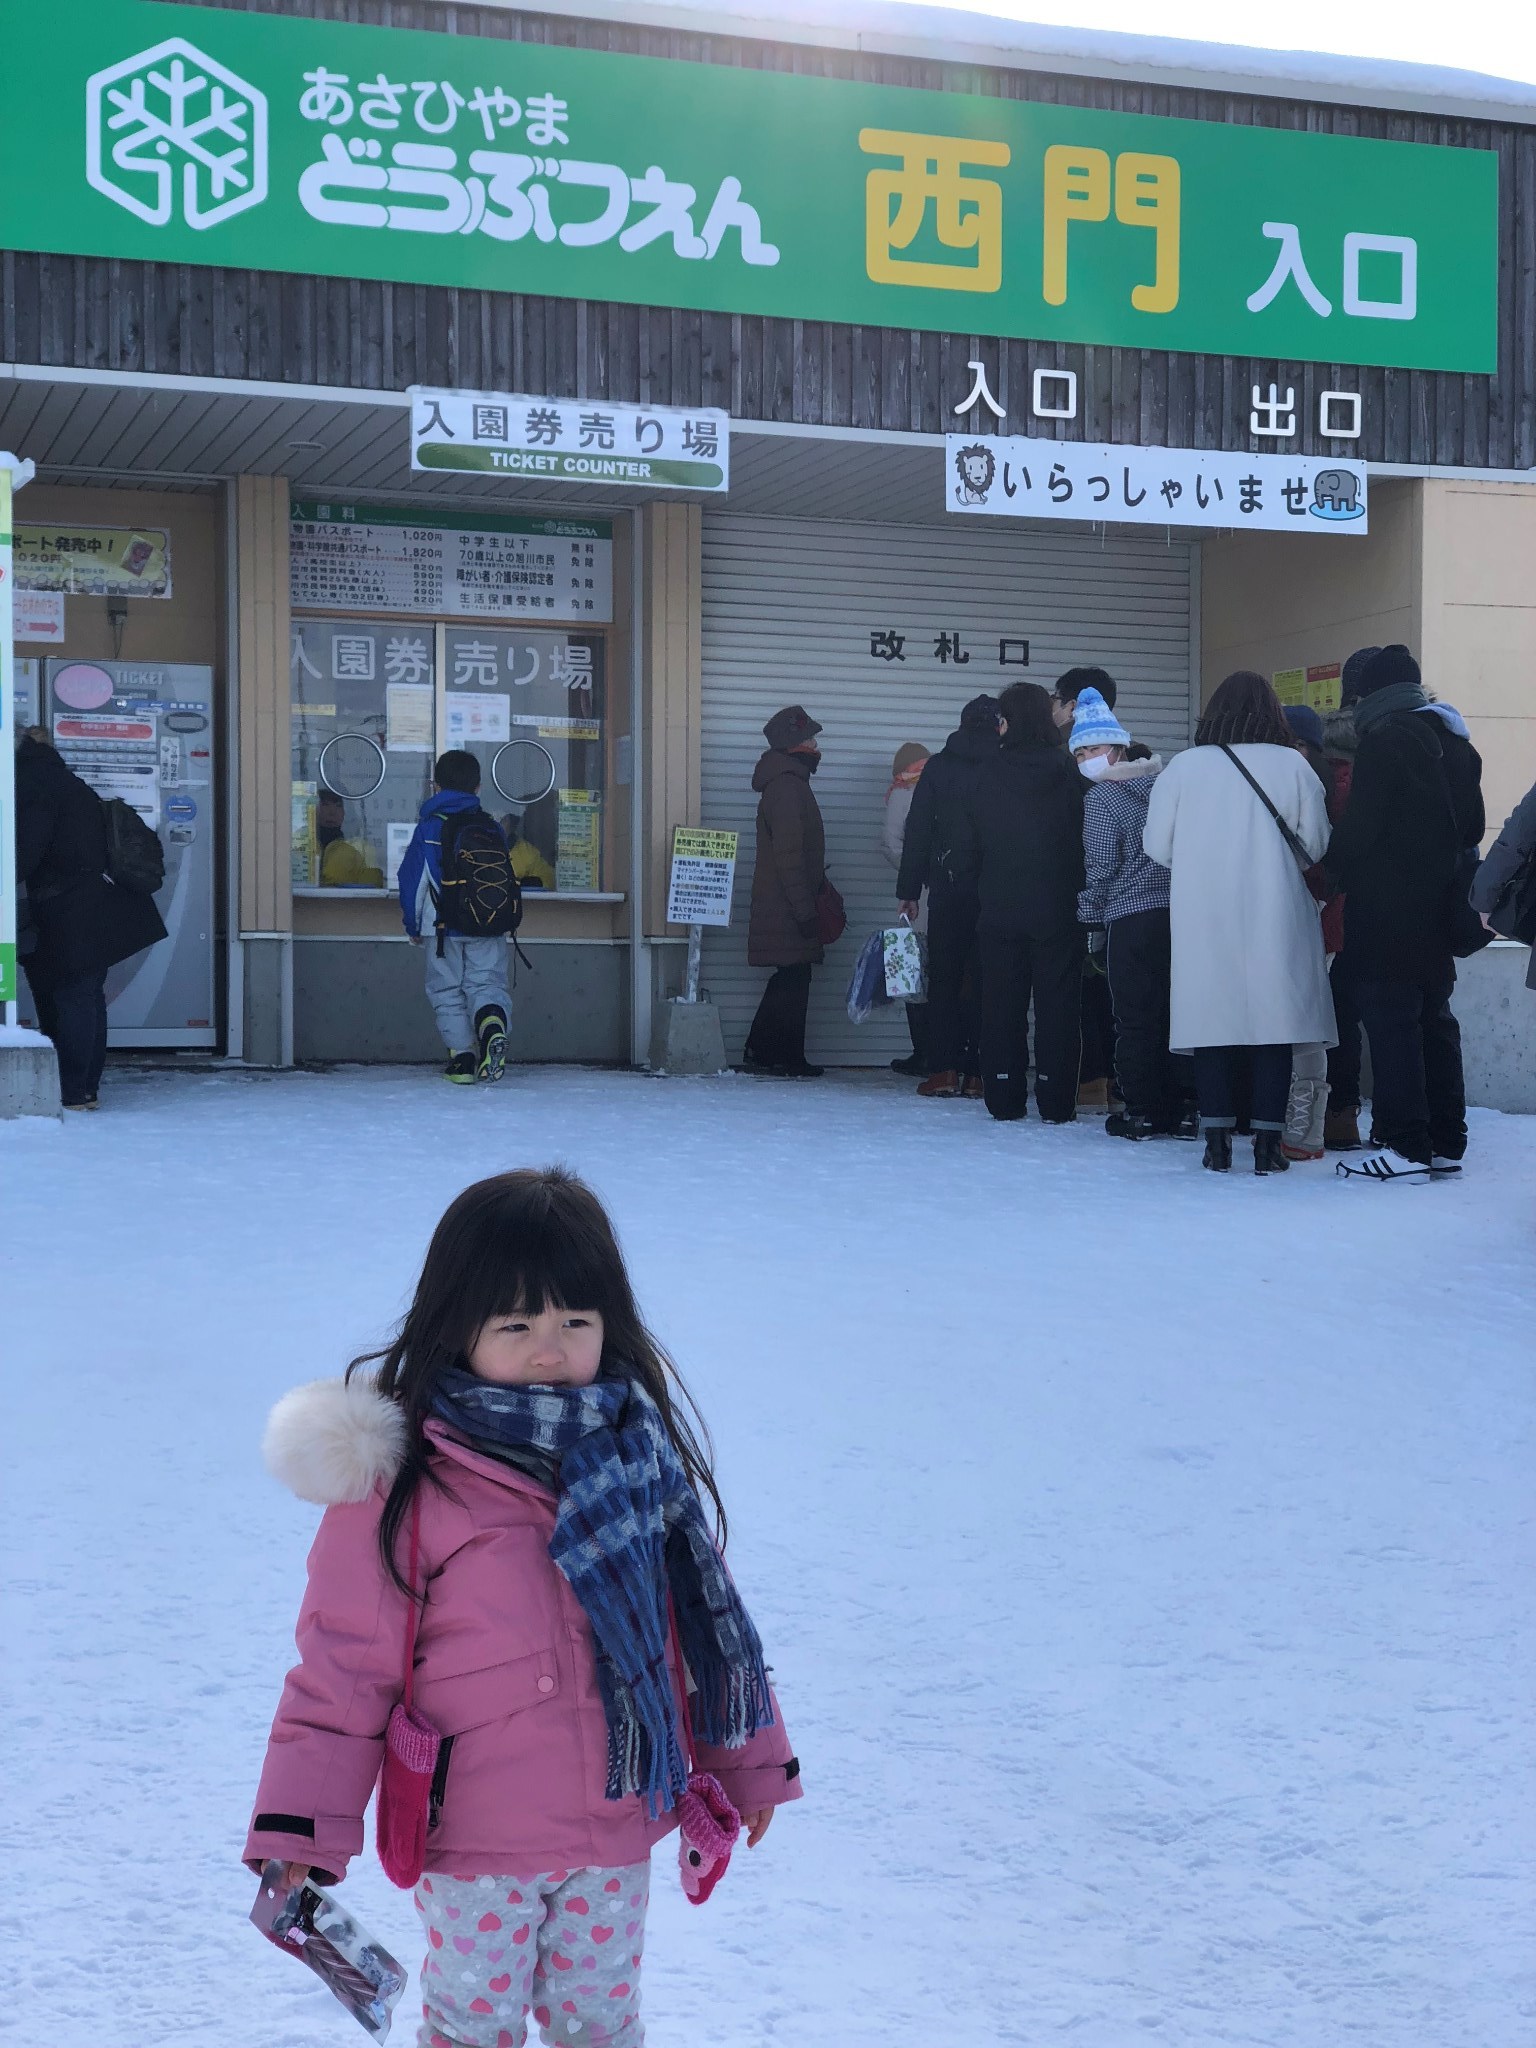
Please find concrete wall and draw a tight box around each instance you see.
[1455,943,1536,1115]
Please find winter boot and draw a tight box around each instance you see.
[1325,1104,1362,1151]
[917,1069,959,1098]
[475,1003,509,1083]
[1202,1128,1233,1172]
[1077,1076,1110,1111]
[443,1050,478,1085]
[1281,1072,1327,1161]
[1105,1111,1156,1140]
[1253,1130,1291,1175]
[962,1074,985,1100]
[890,1053,925,1078]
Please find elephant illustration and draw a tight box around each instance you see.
[1312,468,1362,515]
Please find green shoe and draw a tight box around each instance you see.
[444,1050,478,1084]
[475,1004,509,1083]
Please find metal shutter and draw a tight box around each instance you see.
[699,511,1194,1066]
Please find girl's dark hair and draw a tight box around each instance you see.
[349,1167,724,1592]
[997,680,1059,749]
[1195,670,1297,749]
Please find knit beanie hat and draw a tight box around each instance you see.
[1356,644,1421,697]
[763,704,823,749]
[1283,704,1325,749]
[960,694,1001,731]
[1340,645,1383,706]
[1068,687,1131,753]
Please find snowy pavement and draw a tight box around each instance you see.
[5,1065,1534,2048]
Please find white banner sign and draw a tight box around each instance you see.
[666,827,739,928]
[412,387,730,493]
[946,436,1368,535]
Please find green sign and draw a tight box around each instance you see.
[0,0,1498,373]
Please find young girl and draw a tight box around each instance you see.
[246,1168,800,2048]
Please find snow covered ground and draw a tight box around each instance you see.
[5,1065,1534,2048]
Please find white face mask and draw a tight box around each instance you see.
[1078,753,1114,781]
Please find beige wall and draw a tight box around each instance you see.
[1200,478,1421,706]
[233,476,292,936]
[1421,480,1536,837]
[640,501,703,937]
[18,482,220,669]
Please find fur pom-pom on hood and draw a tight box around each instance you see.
[263,1376,409,1506]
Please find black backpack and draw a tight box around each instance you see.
[434,807,523,953]
[101,797,166,896]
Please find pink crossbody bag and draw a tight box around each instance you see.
[376,1494,442,1889]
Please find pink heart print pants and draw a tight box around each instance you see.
[415,1861,650,2048]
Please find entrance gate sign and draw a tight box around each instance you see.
[0,0,1498,375]
[946,436,1370,535]
[411,390,730,493]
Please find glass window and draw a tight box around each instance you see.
[290,621,435,891]
[442,627,606,894]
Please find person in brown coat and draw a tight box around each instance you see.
[744,705,828,1077]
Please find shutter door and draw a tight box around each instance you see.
[699,512,1193,1067]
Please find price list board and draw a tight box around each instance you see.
[290,501,613,623]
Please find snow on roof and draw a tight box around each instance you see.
[475,0,1536,121]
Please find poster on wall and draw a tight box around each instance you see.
[15,523,171,596]
[1273,663,1344,711]
[290,501,612,622]
[16,589,65,642]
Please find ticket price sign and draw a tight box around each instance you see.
[666,827,738,1004]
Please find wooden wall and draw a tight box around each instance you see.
[234,474,292,936]
[5,0,1531,467]
[641,502,703,936]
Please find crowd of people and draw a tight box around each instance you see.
[744,644,1533,1182]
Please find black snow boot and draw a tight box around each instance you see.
[1253,1130,1290,1176]
[1105,1111,1156,1140]
[1202,1128,1233,1172]
[475,1004,509,1083]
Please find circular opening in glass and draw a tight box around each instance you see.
[491,738,557,805]
[318,732,387,801]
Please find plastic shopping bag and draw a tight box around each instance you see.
[846,930,893,1023]
[882,922,927,1000]
[252,1862,409,2039]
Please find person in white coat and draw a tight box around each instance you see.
[1143,671,1334,1176]
[882,741,930,1076]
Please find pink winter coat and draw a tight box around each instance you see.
[245,1377,801,1884]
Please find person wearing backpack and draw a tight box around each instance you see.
[398,751,518,1085]
[14,729,166,1110]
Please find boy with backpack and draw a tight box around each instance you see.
[397,750,520,1084]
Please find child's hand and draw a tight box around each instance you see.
[280,1861,313,1891]
[743,1808,774,1848]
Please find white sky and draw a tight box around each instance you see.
[911,0,1536,88]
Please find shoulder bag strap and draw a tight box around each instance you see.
[401,1491,423,1712]
[1218,744,1313,872]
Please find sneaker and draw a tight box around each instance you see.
[475,1004,509,1083]
[917,1069,959,1098]
[1430,1155,1464,1175]
[962,1074,985,1100]
[1325,1105,1362,1151]
[1253,1130,1291,1175]
[443,1051,478,1084]
[1336,1147,1435,1182]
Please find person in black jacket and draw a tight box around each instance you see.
[1325,646,1485,1177]
[896,693,999,1097]
[951,681,1086,1122]
[15,732,167,1109]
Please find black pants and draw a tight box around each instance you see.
[1192,1044,1292,1131]
[745,963,813,1070]
[31,970,110,1106]
[926,881,981,1077]
[1327,953,1363,1111]
[903,1002,930,1066]
[979,929,1083,1122]
[1356,971,1466,1164]
[1105,909,1187,1122]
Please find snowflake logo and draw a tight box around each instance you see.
[86,37,268,231]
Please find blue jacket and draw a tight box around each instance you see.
[397,789,483,938]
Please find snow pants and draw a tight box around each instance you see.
[979,927,1082,1122]
[415,1861,649,2048]
[424,935,510,1055]
[1105,908,1189,1124]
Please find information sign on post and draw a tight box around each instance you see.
[666,827,738,1005]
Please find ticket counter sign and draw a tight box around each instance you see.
[412,390,729,494]
[0,0,1499,374]
[667,828,738,928]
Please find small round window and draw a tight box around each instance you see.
[318,732,387,801]
[491,739,557,806]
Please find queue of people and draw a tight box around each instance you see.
[798,640,1503,1182]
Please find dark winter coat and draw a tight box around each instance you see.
[1326,709,1485,981]
[1470,776,1536,989]
[952,741,1086,938]
[14,737,167,988]
[894,723,999,903]
[747,749,826,968]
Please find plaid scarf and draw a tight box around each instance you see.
[431,1367,773,1817]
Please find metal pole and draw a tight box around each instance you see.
[684,922,702,1003]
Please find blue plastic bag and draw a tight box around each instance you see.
[846,930,894,1024]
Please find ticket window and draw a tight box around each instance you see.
[441,627,606,895]
[291,620,435,892]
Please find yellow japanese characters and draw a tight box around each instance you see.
[1043,145,1180,313]
[859,129,1012,293]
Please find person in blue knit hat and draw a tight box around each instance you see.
[1071,689,1193,1139]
